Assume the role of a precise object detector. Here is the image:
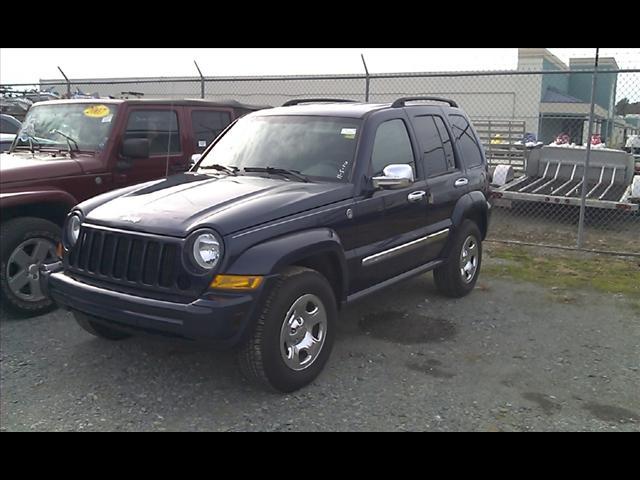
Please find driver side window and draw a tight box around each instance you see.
[371,119,415,176]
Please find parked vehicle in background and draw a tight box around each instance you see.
[0,98,267,315]
[623,135,640,174]
[0,114,22,134]
[0,134,15,153]
[0,88,61,121]
[41,97,491,392]
[491,145,639,213]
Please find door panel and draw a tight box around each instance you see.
[350,115,431,293]
[409,111,467,260]
[116,107,186,187]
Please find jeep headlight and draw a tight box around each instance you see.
[65,214,82,248]
[191,232,223,270]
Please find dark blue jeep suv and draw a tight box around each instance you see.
[41,97,491,392]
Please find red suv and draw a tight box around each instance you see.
[0,98,266,315]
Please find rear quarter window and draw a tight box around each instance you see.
[449,114,484,168]
[191,110,232,152]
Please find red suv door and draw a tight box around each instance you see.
[116,106,187,187]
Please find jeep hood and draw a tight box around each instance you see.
[82,173,354,236]
[0,151,83,184]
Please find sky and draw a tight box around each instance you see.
[1,48,638,85]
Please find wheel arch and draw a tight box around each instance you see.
[451,191,489,240]
[1,190,77,226]
[225,228,349,304]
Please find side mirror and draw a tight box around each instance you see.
[372,164,414,189]
[121,138,150,159]
[190,154,202,169]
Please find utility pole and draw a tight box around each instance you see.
[577,48,600,249]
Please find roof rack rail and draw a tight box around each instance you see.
[391,96,458,108]
[282,98,358,107]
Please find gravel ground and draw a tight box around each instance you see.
[1,250,639,431]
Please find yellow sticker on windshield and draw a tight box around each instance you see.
[83,105,111,118]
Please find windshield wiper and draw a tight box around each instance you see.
[243,166,310,183]
[50,129,80,156]
[13,133,42,154]
[198,164,238,176]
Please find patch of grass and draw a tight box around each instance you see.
[483,244,640,300]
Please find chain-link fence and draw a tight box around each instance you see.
[2,53,639,255]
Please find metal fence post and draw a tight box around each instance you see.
[577,48,600,249]
[194,60,205,99]
[57,66,71,98]
[361,54,370,102]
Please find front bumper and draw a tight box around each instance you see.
[40,262,269,346]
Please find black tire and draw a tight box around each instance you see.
[0,217,61,317]
[73,311,132,340]
[238,266,337,393]
[433,219,482,298]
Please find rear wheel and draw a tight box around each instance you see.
[238,266,337,393]
[433,219,482,298]
[0,217,60,316]
[73,311,132,340]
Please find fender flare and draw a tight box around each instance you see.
[225,227,349,294]
[451,191,490,239]
[0,188,78,212]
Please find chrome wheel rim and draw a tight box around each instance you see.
[6,238,57,302]
[459,235,479,284]
[279,294,327,371]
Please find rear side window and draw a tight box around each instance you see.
[433,116,456,170]
[125,110,181,155]
[449,114,484,168]
[371,119,415,176]
[191,110,232,152]
[413,115,451,177]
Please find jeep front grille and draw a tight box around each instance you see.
[67,225,187,292]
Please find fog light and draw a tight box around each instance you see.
[210,275,263,290]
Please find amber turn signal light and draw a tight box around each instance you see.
[56,242,64,258]
[210,275,263,290]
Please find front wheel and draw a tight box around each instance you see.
[433,219,482,298]
[238,266,337,393]
[0,217,61,316]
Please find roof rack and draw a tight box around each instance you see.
[391,96,458,108]
[282,98,358,107]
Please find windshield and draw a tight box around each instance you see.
[197,115,361,182]
[14,103,118,153]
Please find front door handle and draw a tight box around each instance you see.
[407,191,426,203]
[454,178,469,188]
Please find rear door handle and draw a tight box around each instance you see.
[454,178,469,187]
[407,191,426,203]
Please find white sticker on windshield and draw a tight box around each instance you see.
[341,128,357,139]
[198,140,207,147]
[101,114,113,123]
